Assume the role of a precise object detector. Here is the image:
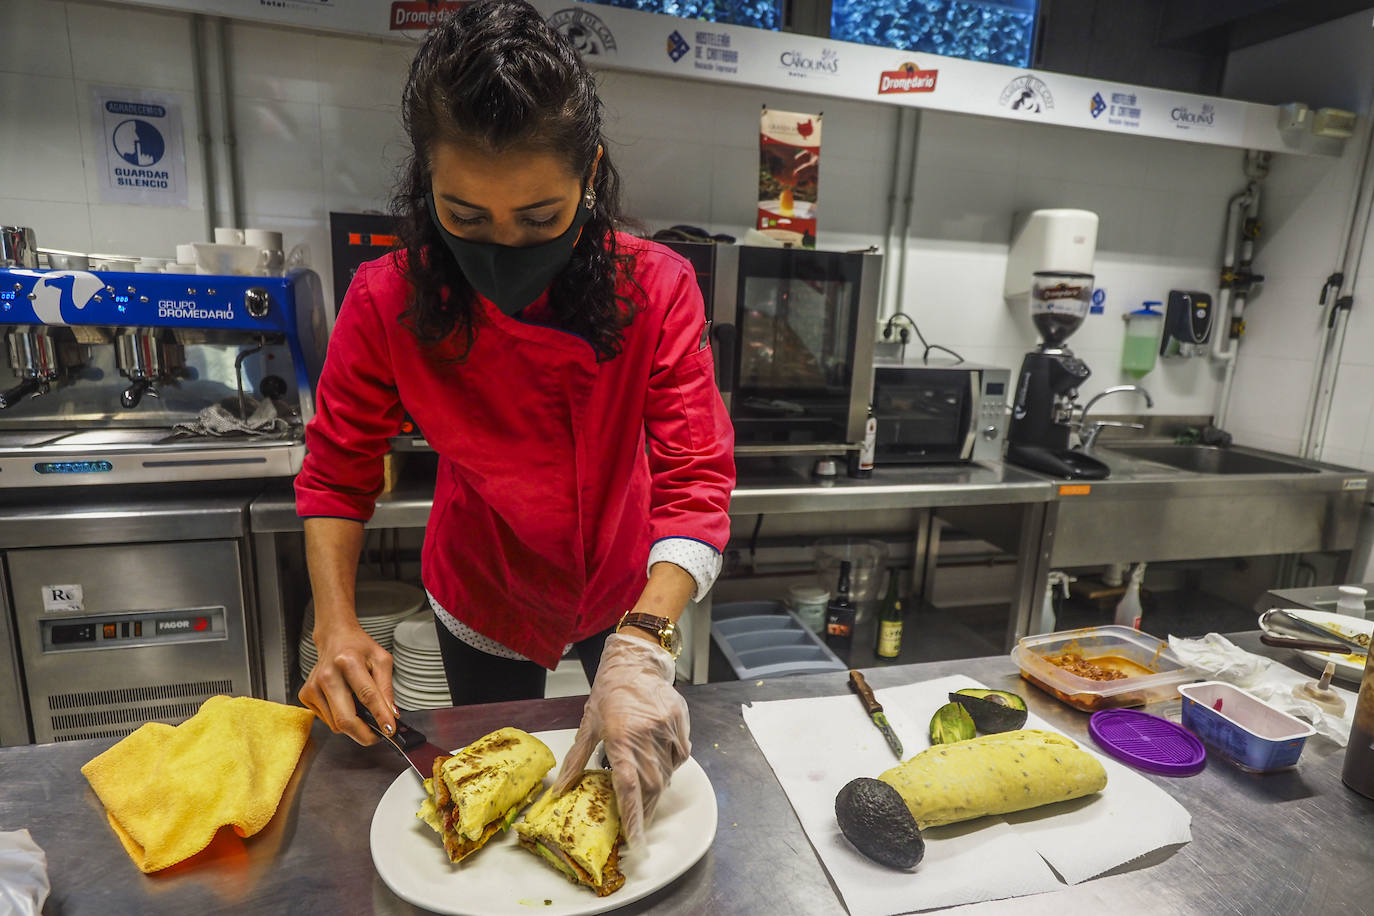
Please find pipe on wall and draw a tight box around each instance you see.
[189,14,218,240]
[213,17,243,230]
[879,108,920,329]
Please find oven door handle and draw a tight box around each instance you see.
[711,323,736,393]
[960,371,979,460]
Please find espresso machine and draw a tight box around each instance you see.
[0,266,327,486]
[1005,271,1110,480]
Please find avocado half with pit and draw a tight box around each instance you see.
[835,777,925,870]
[948,689,1028,733]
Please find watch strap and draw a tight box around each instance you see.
[616,611,680,657]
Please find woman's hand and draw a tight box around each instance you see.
[298,620,397,746]
[553,632,690,849]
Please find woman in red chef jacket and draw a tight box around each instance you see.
[293,0,734,847]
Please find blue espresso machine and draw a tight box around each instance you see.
[0,267,328,486]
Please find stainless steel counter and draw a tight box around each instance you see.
[247,461,1055,532]
[1,634,1369,914]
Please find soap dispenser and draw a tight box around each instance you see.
[1122,303,1163,378]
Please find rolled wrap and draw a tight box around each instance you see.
[878,729,1107,828]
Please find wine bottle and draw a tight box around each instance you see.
[825,560,855,660]
[875,572,903,660]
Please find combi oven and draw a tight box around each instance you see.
[664,242,882,456]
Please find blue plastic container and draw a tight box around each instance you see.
[1179,681,1316,773]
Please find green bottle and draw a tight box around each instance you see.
[875,572,903,660]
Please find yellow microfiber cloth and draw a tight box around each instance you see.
[80,695,316,873]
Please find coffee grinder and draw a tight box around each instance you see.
[1005,271,1110,479]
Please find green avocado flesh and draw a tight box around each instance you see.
[949,689,1029,733]
[834,777,925,870]
[535,842,577,879]
[928,701,976,745]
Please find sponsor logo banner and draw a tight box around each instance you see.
[666,30,689,63]
[779,47,837,79]
[1171,102,1215,131]
[389,1,470,31]
[999,74,1053,114]
[1091,90,1141,128]
[878,61,938,94]
[692,29,738,74]
[548,8,616,56]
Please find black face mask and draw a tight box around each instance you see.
[427,192,593,316]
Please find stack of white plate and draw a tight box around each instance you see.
[392,611,452,710]
[298,580,426,683]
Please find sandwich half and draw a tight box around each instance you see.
[515,770,626,896]
[415,726,555,863]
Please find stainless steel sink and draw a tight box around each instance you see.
[1104,444,1319,475]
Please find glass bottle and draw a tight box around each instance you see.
[825,560,855,660]
[1341,643,1374,799]
[875,572,903,660]
[848,403,876,478]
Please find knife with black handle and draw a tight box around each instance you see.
[848,669,904,760]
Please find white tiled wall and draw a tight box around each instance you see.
[1,0,1356,429]
[1224,10,1374,467]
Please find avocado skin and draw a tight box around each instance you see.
[950,689,1029,733]
[928,701,977,745]
[835,777,925,870]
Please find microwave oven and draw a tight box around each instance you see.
[871,362,1011,464]
[663,241,883,456]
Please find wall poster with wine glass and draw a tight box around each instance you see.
[758,108,822,248]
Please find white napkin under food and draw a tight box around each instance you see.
[1167,633,1357,745]
[741,675,1192,915]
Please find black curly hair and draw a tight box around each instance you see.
[391,0,638,361]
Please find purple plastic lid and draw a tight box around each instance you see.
[1088,709,1207,776]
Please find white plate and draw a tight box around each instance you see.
[1260,608,1372,681]
[370,728,716,915]
[394,613,442,652]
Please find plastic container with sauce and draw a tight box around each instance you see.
[1011,625,1193,711]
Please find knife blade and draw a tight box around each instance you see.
[848,669,904,760]
[354,699,447,782]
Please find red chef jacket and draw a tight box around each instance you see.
[295,235,735,668]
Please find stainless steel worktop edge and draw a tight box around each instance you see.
[248,461,1057,532]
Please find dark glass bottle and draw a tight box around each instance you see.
[825,560,855,660]
[875,572,903,660]
[1341,644,1374,799]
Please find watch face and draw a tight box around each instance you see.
[664,623,683,658]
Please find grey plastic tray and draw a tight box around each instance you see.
[710,601,847,679]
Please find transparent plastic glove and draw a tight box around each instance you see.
[0,829,50,916]
[554,633,690,850]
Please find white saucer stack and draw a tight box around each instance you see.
[298,580,426,683]
[391,611,453,710]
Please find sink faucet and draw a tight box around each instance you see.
[1076,385,1155,451]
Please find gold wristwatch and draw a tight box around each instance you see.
[616,611,683,659]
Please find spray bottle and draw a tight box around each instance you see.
[1114,562,1145,630]
[1043,570,1075,632]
